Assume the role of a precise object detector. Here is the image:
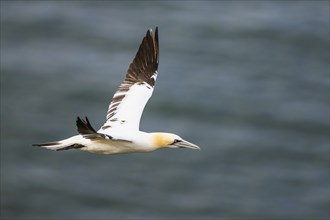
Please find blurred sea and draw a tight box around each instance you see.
[1,1,329,219]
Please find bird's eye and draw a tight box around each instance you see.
[173,139,182,144]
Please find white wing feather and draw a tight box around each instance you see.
[98,27,159,134]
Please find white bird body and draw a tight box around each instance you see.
[33,27,200,154]
[47,132,153,154]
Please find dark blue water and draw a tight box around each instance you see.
[1,1,329,219]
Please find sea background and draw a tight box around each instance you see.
[1,1,329,219]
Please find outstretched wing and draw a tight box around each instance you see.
[99,27,159,133]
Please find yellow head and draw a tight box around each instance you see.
[151,132,200,150]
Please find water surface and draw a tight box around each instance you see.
[1,1,329,219]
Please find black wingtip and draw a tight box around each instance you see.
[155,26,158,39]
[76,116,97,135]
[154,26,159,58]
[32,142,60,147]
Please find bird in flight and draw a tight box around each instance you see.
[33,27,200,154]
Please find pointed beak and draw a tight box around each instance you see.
[175,140,201,150]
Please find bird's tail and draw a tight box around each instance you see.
[33,136,84,151]
[33,117,94,151]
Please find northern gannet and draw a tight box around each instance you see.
[33,27,200,154]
